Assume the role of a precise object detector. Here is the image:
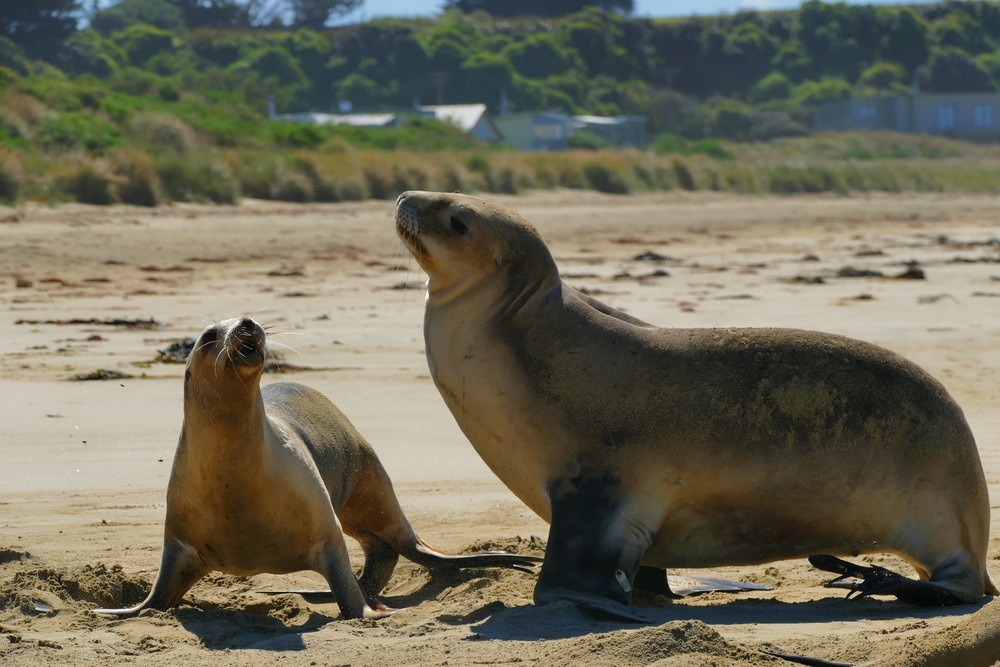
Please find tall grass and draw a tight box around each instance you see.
[9,139,1000,207]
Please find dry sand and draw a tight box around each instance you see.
[1,191,999,666]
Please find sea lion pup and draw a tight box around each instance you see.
[394,190,997,621]
[94,317,539,620]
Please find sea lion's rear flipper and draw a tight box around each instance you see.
[633,566,772,597]
[93,539,209,616]
[809,555,966,606]
[407,541,542,573]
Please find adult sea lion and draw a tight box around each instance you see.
[95,317,539,619]
[394,190,997,620]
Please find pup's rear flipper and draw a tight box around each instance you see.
[633,565,772,598]
[809,554,966,606]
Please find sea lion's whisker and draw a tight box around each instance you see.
[268,341,300,355]
[192,340,216,355]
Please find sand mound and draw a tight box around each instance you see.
[0,561,149,611]
[862,598,1000,667]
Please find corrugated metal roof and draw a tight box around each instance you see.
[274,112,397,127]
[419,104,487,132]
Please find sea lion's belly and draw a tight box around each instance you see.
[167,436,338,576]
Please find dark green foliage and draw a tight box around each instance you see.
[566,130,608,150]
[750,71,792,104]
[879,7,930,72]
[1,0,80,60]
[793,76,851,106]
[503,34,577,80]
[858,61,907,91]
[920,47,996,92]
[38,113,123,154]
[444,1,634,17]
[91,0,187,36]
[0,38,31,76]
[112,25,177,68]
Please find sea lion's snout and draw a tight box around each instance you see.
[225,317,266,369]
[394,191,422,239]
[395,191,432,263]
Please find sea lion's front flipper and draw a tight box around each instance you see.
[317,537,394,619]
[533,477,650,622]
[93,539,209,616]
[809,555,965,606]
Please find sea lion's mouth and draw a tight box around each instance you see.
[225,318,266,369]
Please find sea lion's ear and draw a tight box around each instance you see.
[495,251,503,268]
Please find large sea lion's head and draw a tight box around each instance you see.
[184,317,267,402]
[394,191,558,302]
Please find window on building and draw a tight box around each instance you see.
[974,104,993,129]
[937,105,956,130]
[858,106,877,118]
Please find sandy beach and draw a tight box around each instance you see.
[1,191,998,666]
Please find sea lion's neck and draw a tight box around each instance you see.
[181,387,274,468]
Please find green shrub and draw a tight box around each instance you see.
[236,153,283,199]
[363,162,395,199]
[687,138,734,160]
[332,175,368,201]
[0,148,23,204]
[130,112,196,153]
[567,130,609,150]
[275,172,314,202]
[750,72,792,104]
[653,133,687,155]
[38,113,123,155]
[766,164,847,194]
[673,160,696,190]
[290,151,338,201]
[583,162,630,194]
[156,151,238,204]
[111,149,158,206]
[55,158,123,205]
[793,77,851,106]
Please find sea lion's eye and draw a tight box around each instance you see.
[200,328,218,345]
[450,216,469,234]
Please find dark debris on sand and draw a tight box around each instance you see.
[69,369,134,381]
[15,318,165,330]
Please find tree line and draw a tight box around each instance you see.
[6,1,1000,141]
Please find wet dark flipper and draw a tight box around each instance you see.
[407,543,541,573]
[760,650,854,667]
[533,475,650,621]
[808,555,964,606]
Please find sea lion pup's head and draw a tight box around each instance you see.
[394,191,558,302]
[185,317,267,399]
